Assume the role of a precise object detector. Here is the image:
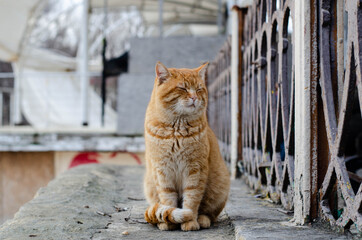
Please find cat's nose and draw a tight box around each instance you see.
[190,95,197,102]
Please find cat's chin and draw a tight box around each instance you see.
[179,106,202,116]
[172,109,203,119]
[183,103,201,110]
[186,105,196,110]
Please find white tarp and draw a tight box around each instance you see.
[19,67,116,128]
[0,0,113,129]
[0,0,43,62]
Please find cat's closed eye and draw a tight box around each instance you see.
[177,87,188,92]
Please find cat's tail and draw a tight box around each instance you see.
[144,203,193,224]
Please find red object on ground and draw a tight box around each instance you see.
[68,152,100,169]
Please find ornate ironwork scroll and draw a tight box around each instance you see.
[241,0,295,210]
[207,38,232,167]
[318,0,362,232]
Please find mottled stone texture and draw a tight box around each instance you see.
[0,164,351,239]
[117,36,226,135]
[0,165,234,240]
[227,179,349,240]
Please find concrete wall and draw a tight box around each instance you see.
[128,36,227,73]
[0,150,145,224]
[117,36,226,135]
[0,152,55,223]
[117,74,154,135]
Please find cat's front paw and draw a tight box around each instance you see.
[181,219,200,231]
[157,222,178,231]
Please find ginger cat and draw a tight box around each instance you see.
[143,62,230,231]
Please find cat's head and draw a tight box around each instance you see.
[153,61,208,118]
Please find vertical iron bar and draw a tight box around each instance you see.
[101,0,108,127]
[80,0,89,126]
[101,38,107,127]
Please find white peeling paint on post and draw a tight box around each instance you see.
[293,0,311,224]
[80,0,89,126]
[230,7,239,179]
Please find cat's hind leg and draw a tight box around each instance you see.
[197,176,229,226]
[198,197,227,224]
[197,214,211,229]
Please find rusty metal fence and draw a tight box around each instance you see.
[317,0,362,232]
[207,38,232,167]
[240,0,362,232]
[207,0,362,233]
[241,0,295,210]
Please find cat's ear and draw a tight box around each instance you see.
[197,62,209,83]
[155,61,170,84]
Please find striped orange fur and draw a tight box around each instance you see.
[144,62,230,231]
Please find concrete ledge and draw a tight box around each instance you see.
[0,165,349,239]
[0,165,233,240]
[0,164,128,239]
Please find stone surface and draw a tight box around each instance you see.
[0,164,351,239]
[0,165,233,240]
[226,180,349,240]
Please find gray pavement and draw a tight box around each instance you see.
[226,180,349,240]
[0,164,351,239]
